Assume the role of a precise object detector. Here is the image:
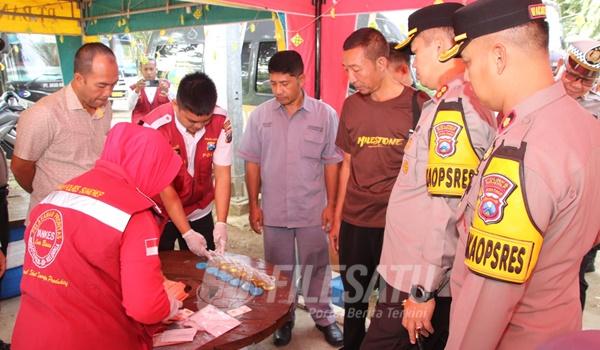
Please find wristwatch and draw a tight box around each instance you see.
[409,284,436,303]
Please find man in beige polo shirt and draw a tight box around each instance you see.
[11,43,118,217]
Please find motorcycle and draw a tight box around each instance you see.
[0,90,24,159]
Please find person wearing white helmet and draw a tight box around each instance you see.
[557,39,600,117]
[557,39,600,310]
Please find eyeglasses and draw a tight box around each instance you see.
[563,68,597,88]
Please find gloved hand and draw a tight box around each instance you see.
[182,229,208,257]
[163,287,183,322]
[213,222,228,254]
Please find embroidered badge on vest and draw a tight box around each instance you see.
[433,121,462,158]
[477,174,516,224]
[223,119,233,143]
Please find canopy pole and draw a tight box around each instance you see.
[313,0,323,99]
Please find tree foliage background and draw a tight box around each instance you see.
[557,0,600,40]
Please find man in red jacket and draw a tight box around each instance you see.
[12,123,183,349]
[142,72,232,255]
[129,58,175,125]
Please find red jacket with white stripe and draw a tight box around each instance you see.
[142,103,227,216]
[12,160,170,350]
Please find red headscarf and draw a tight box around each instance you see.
[100,123,181,198]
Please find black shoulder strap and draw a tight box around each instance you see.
[411,89,421,129]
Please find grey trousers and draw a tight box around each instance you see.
[263,225,336,327]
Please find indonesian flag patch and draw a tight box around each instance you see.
[145,238,159,256]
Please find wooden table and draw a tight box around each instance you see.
[158,251,293,350]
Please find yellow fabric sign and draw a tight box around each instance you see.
[273,13,286,51]
[426,105,479,196]
[0,0,81,35]
[465,154,543,284]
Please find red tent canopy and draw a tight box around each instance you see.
[198,0,468,112]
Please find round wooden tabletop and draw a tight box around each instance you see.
[157,251,293,349]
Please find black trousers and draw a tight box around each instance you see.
[579,244,599,309]
[339,221,384,350]
[0,185,8,256]
[158,213,215,252]
[361,281,451,350]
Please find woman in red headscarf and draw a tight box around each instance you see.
[12,123,182,350]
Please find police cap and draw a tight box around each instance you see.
[566,40,600,80]
[394,2,463,51]
[439,0,547,62]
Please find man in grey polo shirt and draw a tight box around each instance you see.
[238,50,343,347]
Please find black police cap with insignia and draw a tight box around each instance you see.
[394,2,463,51]
[439,0,547,62]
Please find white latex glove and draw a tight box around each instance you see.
[213,222,228,254]
[163,288,183,322]
[182,229,208,257]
